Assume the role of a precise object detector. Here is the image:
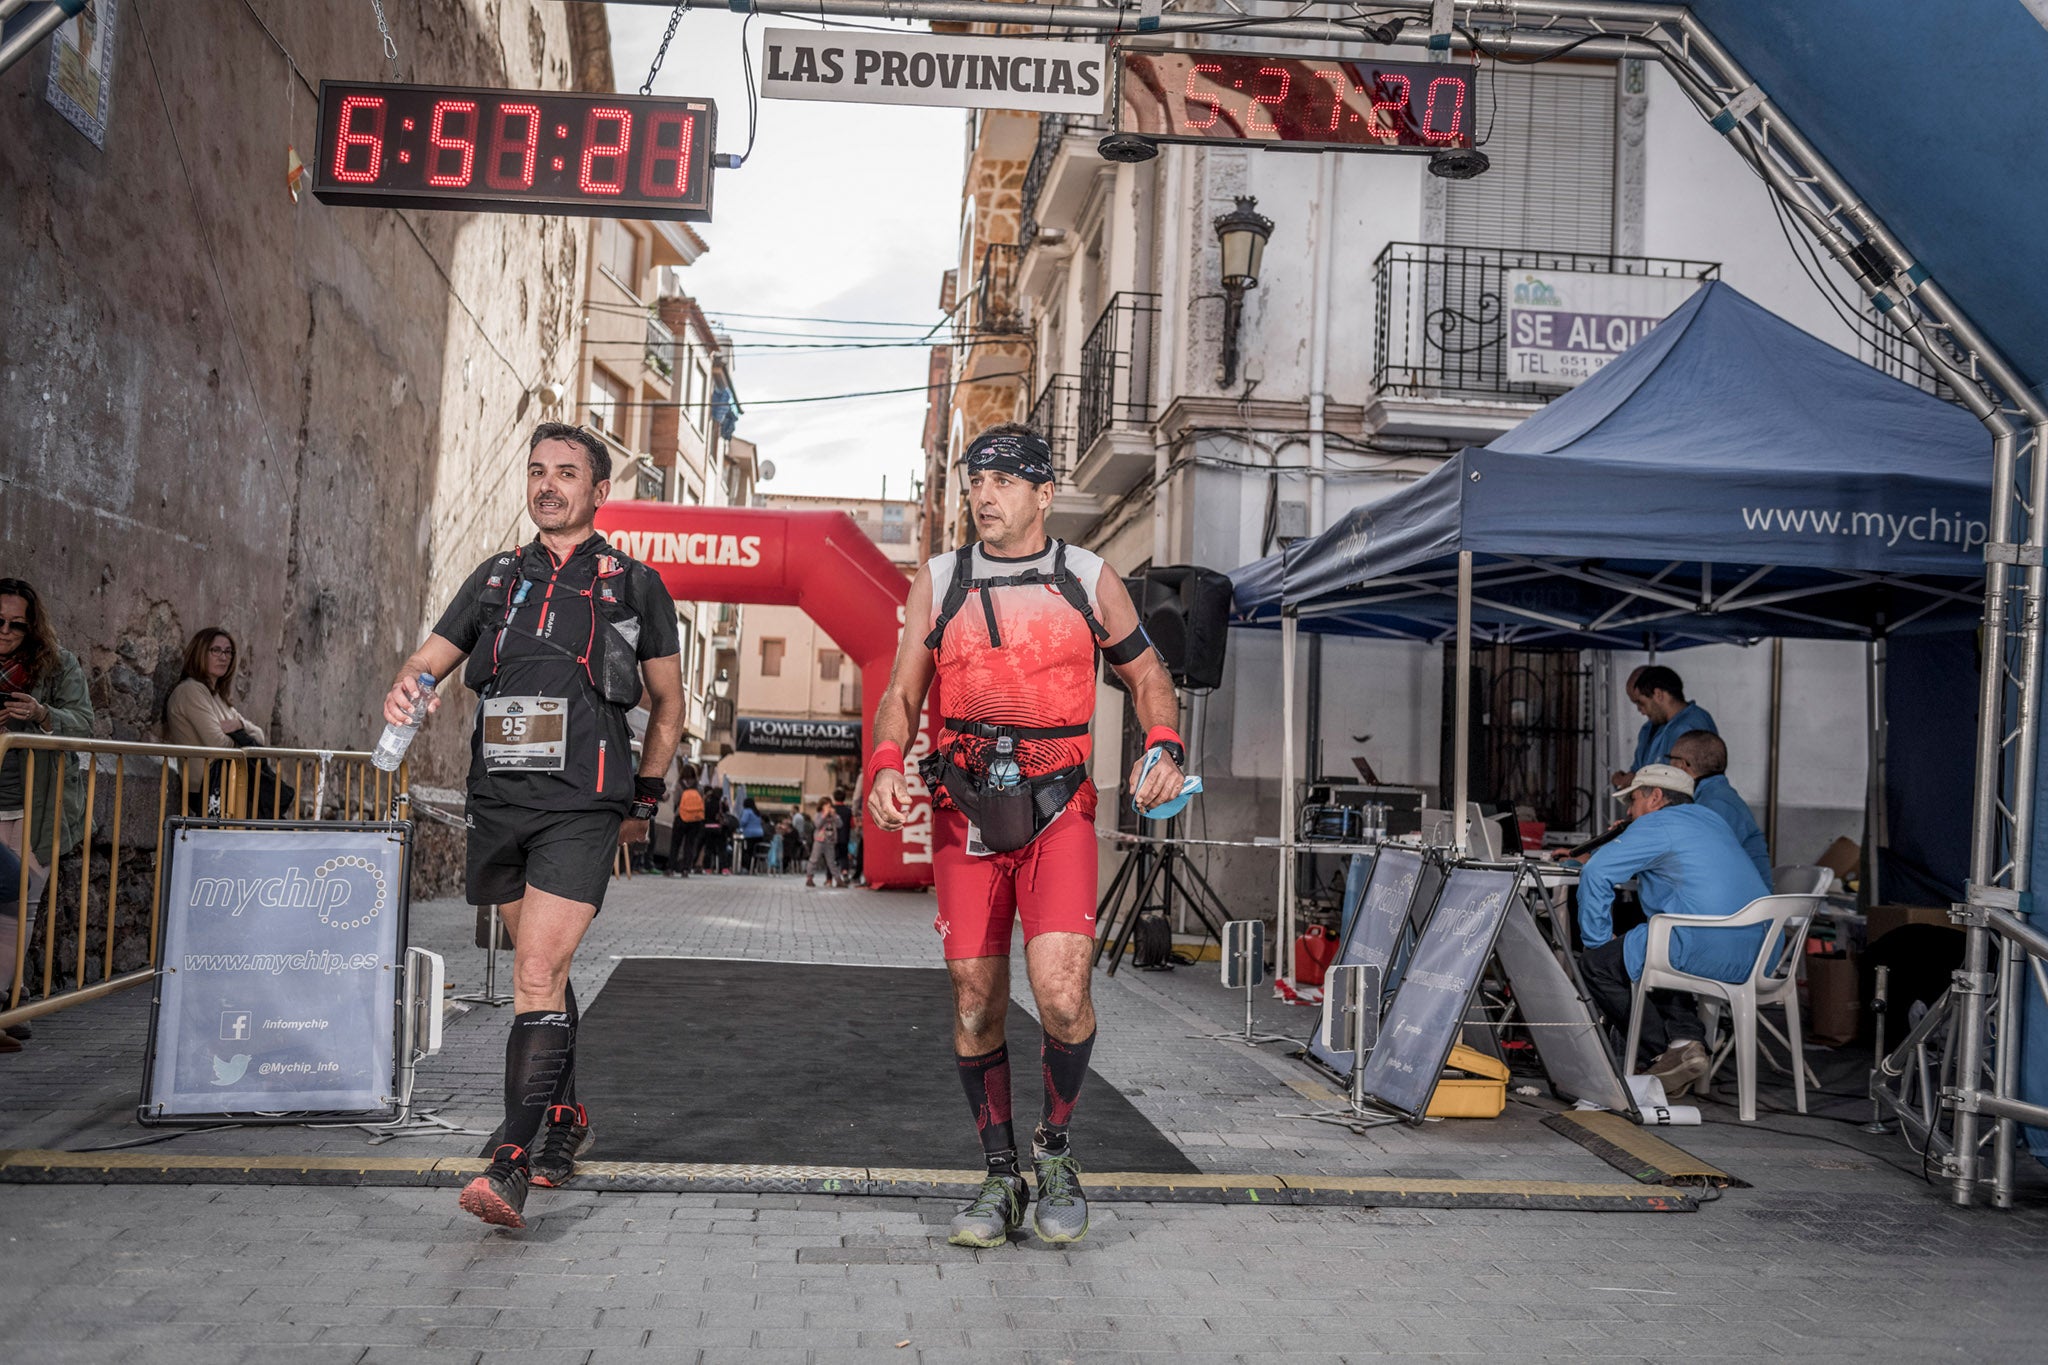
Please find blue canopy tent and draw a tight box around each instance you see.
[1230,280,1986,1032]
[1233,282,1990,649]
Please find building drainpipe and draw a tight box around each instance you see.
[1306,152,1336,540]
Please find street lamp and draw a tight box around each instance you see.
[1213,196,1274,389]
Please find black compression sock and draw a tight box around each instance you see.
[956,1044,1018,1174]
[1038,1029,1096,1152]
[501,1008,573,1160]
[551,981,579,1110]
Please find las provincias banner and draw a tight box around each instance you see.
[760,28,1108,115]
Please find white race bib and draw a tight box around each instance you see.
[480,695,568,772]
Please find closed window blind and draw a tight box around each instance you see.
[1443,66,1616,255]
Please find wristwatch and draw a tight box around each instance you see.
[1149,738,1186,769]
[628,799,659,821]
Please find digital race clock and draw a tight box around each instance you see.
[313,82,716,221]
[1115,50,1476,153]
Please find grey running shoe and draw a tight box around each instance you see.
[1031,1149,1089,1244]
[947,1171,1029,1248]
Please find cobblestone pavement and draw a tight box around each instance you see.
[4,873,2048,1362]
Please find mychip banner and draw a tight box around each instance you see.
[1505,269,1702,388]
[760,28,1109,115]
[142,821,410,1122]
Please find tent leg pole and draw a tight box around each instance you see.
[1767,639,1783,865]
[1279,611,1298,985]
[1454,552,1472,857]
[1865,637,1885,910]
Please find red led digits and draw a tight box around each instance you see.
[1422,75,1467,143]
[639,110,695,198]
[331,94,386,183]
[426,100,479,187]
[485,102,541,190]
[1312,69,1349,134]
[579,106,633,194]
[1246,66,1292,134]
[1183,62,1225,130]
[1368,74,1411,141]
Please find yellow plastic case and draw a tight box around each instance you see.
[1425,1044,1511,1119]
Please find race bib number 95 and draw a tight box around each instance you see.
[481,696,567,772]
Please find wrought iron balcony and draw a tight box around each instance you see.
[973,242,1026,336]
[1020,112,1106,247]
[1077,292,1160,454]
[1372,243,1719,401]
[1027,371,1081,478]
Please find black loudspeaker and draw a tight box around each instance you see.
[1116,565,1233,690]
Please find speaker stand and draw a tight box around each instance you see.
[1092,821,1230,977]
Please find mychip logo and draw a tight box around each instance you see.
[187,855,388,931]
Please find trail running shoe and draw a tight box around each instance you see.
[459,1144,531,1229]
[529,1103,594,1188]
[1031,1149,1089,1244]
[947,1171,1029,1248]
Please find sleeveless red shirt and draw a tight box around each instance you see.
[928,540,1107,816]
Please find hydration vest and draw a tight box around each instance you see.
[922,540,1111,653]
[918,540,1109,852]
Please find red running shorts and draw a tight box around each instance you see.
[932,806,1100,959]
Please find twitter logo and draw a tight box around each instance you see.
[211,1053,252,1086]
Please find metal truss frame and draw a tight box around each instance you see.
[599,0,2048,1207]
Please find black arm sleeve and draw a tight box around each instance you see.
[1101,625,1153,667]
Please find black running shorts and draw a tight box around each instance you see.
[465,794,622,913]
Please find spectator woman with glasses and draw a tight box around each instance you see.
[164,629,276,814]
[0,577,93,919]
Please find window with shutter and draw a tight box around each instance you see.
[1443,65,1616,255]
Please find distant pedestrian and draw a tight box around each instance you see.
[737,797,766,873]
[666,763,704,877]
[832,786,854,887]
[805,796,842,888]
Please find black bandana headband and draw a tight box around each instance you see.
[964,429,1056,484]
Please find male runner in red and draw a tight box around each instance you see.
[867,424,1188,1247]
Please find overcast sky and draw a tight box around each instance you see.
[607,5,965,502]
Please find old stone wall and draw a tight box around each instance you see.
[1,0,612,894]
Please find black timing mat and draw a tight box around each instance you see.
[575,957,1197,1173]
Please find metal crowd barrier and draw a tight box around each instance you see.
[0,733,408,1029]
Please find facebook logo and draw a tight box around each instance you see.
[220,1010,252,1042]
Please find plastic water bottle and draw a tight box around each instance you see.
[986,755,1022,790]
[372,674,435,772]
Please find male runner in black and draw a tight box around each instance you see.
[384,422,684,1228]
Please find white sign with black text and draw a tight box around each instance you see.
[1505,270,1703,389]
[760,29,1108,115]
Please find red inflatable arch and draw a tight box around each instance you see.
[594,502,938,889]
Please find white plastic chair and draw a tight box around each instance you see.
[1624,893,1823,1122]
[1772,865,1831,895]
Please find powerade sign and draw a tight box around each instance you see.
[144,824,408,1120]
[735,715,862,757]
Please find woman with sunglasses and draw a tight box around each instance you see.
[0,578,93,1037]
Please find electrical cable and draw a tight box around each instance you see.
[599,372,1024,407]
[71,1124,247,1153]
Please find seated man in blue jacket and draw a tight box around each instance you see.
[1575,763,1770,1096]
[1668,731,1771,882]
